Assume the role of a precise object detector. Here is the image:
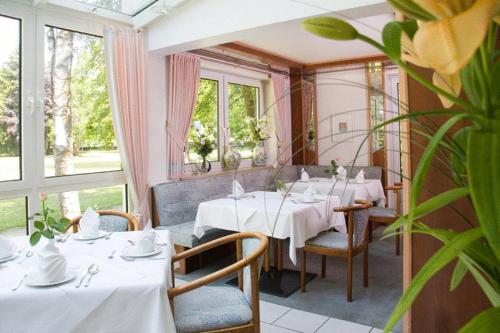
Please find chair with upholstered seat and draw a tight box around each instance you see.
[300,200,372,302]
[68,210,139,233]
[168,232,268,333]
[368,183,402,255]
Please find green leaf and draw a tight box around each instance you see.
[458,306,500,333]
[467,122,500,260]
[384,188,469,236]
[34,220,45,231]
[387,0,435,21]
[382,22,402,60]
[450,259,468,291]
[399,20,418,39]
[47,216,56,227]
[41,229,53,239]
[302,17,358,41]
[450,127,471,183]
[384,227,483,332]
[29,231,41,246]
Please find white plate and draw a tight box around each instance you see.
[0,253,18,263]
[226,194,254,200]
[25,270,77,287]
[298,179,310,183]
[73,230,108,241]
[298,198,321,204]
[121,247,162,258]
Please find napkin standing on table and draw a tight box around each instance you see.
[232,180,246,197]
[300,168,310,182]
[336,165,347,180]
[79,207,100,237]
[37,240,67,283]
[0,235,16,259]
[303,185,317,201]
[354,169,365,184]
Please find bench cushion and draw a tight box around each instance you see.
[156,221,233,248]
[369,206,397,218]
[174,286,252,333]
[306,231,349,249]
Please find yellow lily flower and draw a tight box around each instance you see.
[413,0,500,75]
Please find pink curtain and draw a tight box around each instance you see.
[104,28,149,226]
[272,74,290,165]
[167,53,200,180]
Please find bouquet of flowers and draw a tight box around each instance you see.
[245,116,272,144]
[324,158,340,177]
[191,121,217,159]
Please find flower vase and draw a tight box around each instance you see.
[197,157,211,174]
[223,145,241,170]
[252,141,267,166]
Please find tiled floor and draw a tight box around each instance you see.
[259,300,390,333]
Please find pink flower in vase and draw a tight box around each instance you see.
[39,192,47,202]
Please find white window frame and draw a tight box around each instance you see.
[0,2,127,235]
[184,68,265,174]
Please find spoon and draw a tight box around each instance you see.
[75,264,95,288]
[87,240,96,245]
[18,250,33,264]
[84,264,99,287]
[108,250,116,259]
[12,273,28,291]
[105,232,113,239]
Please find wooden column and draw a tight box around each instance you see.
[290,67,305,165]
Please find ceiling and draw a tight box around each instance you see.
[238,13,394,64]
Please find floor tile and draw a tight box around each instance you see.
[260,300,291,324]
[273,308,328,333]
[174,278,187,286]
[261,322,297,333]
[316,318,372,333]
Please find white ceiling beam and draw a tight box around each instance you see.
[146,0,389,55]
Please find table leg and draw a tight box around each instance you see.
[276,239,283,271]
[264,238,271,272]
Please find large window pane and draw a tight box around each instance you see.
[46,185,127,219]
[228,83,258,159]
[44,26,121,177]
[0,15,21,182]
[0,197,27,236]
[185,78,219,164]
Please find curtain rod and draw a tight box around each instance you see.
[189,49,290,77]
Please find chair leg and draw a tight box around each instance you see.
[363,247,368,287]
[301,249,306,292]
[368,221,373,242]
[396,228,401,256]
[347,255,353,302]
[321,255,326,278]
[264,239,271,272]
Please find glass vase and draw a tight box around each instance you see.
[223,145,241,170]
[196,157,211,174]
[252,141,267,166]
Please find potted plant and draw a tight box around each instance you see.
[191,121,217,174]
[324,158,340,178]
[245,116,272,166]
[303,1,499,331]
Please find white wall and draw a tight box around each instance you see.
[316,66,370,166]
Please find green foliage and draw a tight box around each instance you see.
[324,159,339,176]
[0,48,20,156]
[302,17,358,41]
[229,83,258,149]
[29,194,70,246]
[458,306,500,333]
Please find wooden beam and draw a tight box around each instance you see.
[305,54,389,70]
[220,42,305,69]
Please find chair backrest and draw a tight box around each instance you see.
[334,200,373,249]
[69,210,138,233]
[387,183,403,215]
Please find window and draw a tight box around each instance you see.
[228,83,259,158]
[0,197,27,236]
[46,185,127,218]
[0,15,21,182]
[368,62,385,152]
[186,78,219,164]
[185,71,263,168]
[44,26,121,177]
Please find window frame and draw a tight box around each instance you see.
[0,2,127,235]
[184,69,264,173]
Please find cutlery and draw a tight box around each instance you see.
[105,232,113,239]
[127,240,136,246]
[84,264,99,287]
[120,255,135,261]
[87,240,96,245]
[16,246,27,253]
[12,273,28,291]
[108,250,116,259]
[75,264,94,288]
[18,250,34,264]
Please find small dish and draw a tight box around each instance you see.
[25,270,77,287]
[73,230,108,241]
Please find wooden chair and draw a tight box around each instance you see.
[300,200,373,302]
[368,182,402,255]
[168,232,268,333]
[67,210,139,233]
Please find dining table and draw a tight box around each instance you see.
[194,191,346,266]
[0,230,177,333]
[286,177,387,207]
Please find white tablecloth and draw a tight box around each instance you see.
[0,230,177,333]
[286,178,386,206]
[194,191,346,265]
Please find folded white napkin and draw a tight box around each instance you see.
[336,165,347,180]
[301,168,310,182]
[79,208,100,237]
[143,218,153,232]
[37,241,67,283]
[128,231,156,255]
[303,185,316,201]
[232,180,246,197]
[0,235,16,259]
[354,169,365,184]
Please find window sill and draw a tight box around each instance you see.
[181,165,271,180]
